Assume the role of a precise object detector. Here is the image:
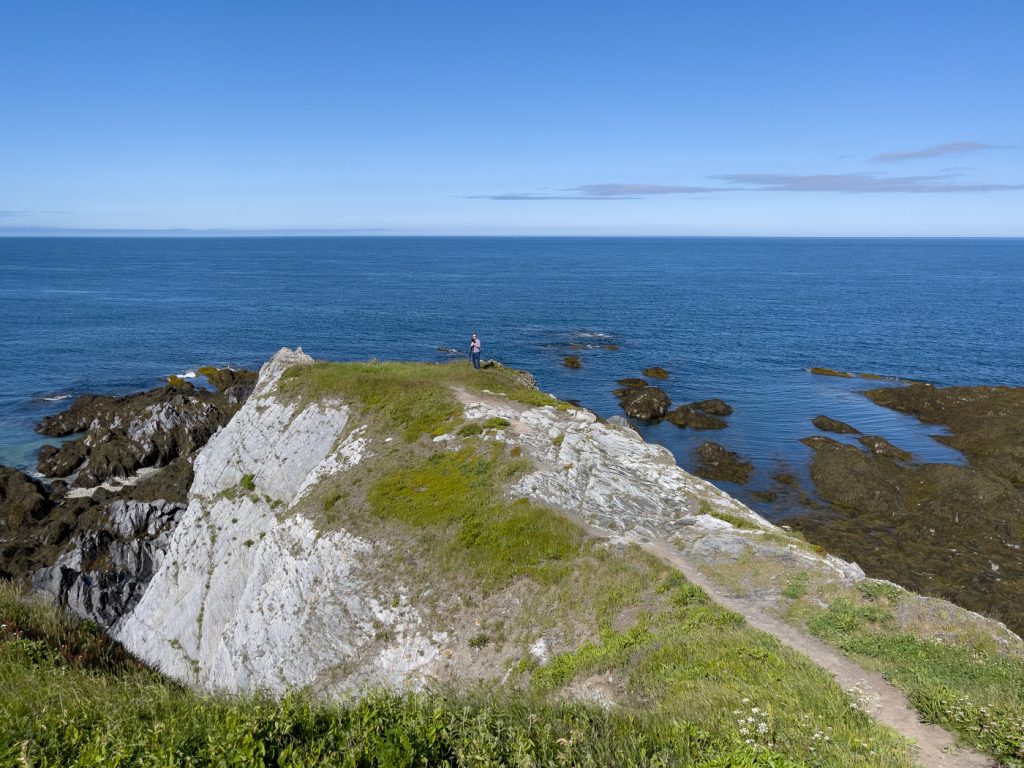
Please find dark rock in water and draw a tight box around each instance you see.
[858,435,911,461]
[38,441,87,477]
[690,398,733,416]
[695,442,754,484]
[563,355,582,369]
[196,366,258,397]
[602,344,620,351]
[616,378,648,389]
[665,406,727,430]
[642,367,670,379]
[796,431,1024,636]
[36,369,254,489]
[809,367,854,378]
[773,472,799,487]
[0,467,51,530]
[811,415,860,435]
[751,489,778,502]
[866,382,1024,484]
[616,386,670,420]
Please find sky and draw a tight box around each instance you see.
[1,1,1022,236]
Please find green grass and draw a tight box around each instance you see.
[1,580,913,768]
[277,360,573,443]
[805,594,1024,765]
[368,445,584,590]
[239,473,256,492]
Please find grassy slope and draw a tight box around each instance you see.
[2,360,1015,765]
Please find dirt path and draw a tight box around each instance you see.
[642,540,996,768]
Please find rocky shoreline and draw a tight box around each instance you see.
[0,368,256,628]
[2,358,1022,643]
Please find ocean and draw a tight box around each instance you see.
[2,236,1021,519]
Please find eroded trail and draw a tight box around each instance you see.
[642,540,995,768]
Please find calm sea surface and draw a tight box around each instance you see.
[2,237,1021,518]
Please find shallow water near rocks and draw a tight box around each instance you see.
[2,236,1022,521]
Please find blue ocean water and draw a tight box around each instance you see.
[2,237,1021,517]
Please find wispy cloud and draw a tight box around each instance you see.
[570,183,719,196]
[871,142,1010,162]
[474,170,1024,200]
[466,193,640,200]
[715,172,1024,193]
[0,210,30,218]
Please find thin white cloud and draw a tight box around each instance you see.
[715,172,1024,193]
[871,142,1010,162]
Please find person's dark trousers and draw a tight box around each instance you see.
[472,352,481,369]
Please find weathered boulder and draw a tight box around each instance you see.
[666,406,727,430]
[690,398,733,416]
[695,442,754,484]
[0,467,50,530]
[616,386,670,420]
[811,415,860,435]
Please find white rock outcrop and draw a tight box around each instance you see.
[116,348,440,692]
[114,351,879,693]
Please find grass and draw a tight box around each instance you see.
[277,360,573,442]
[368,445,584,590]
[803,592,1024,765]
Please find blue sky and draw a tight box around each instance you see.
[2,1,1022,235]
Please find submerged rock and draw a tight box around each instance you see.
[695,442,754,484]
[642,367,670,380]
[866,383,1024,484]
[665,406,727,430]
[616,386,670,420]
[615,378,648,389]
[809,367,854,378]
[811,415,860,435]
[563,356,582,369]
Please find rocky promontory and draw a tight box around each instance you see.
[3,351,1022,767]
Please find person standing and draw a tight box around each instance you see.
[469,333,481,369]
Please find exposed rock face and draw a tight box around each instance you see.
[616,386,670,420]
[666,406,727,430]
[811,415,860,435]
[36,372,253,490]
[694,442,754,484]
[0,367,255,629]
